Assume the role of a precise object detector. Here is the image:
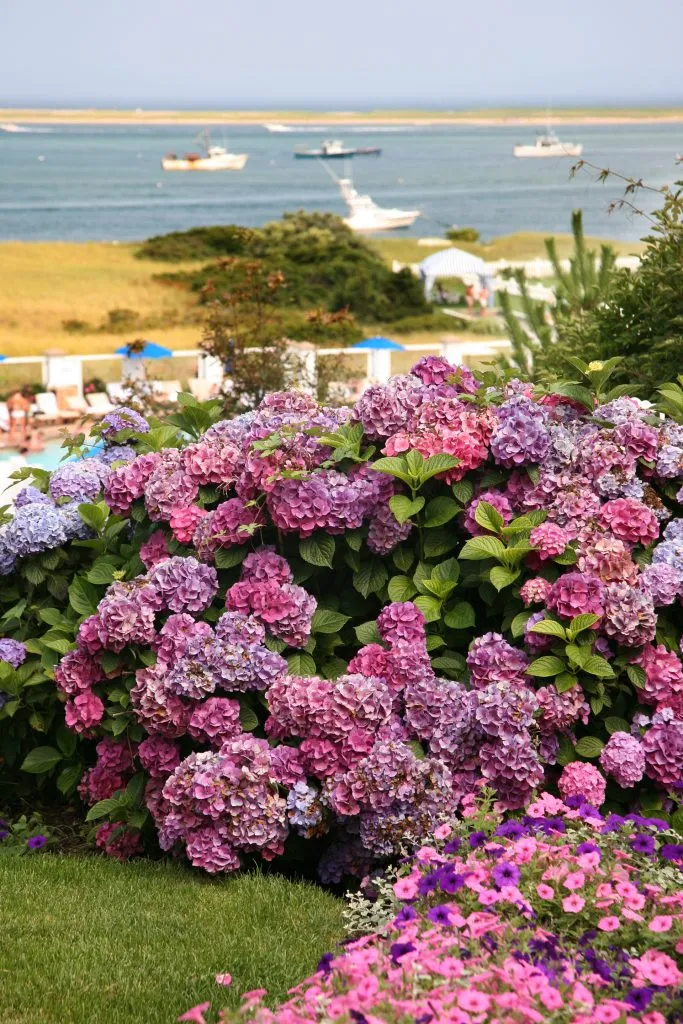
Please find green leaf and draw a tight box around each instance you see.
[424,497,460,528]
[38,607,68,627]
[23,562,46,586]
[353,560,387,598]
[421,453,460,483]
[626,664,646,689]
[286,652,317,676]
[431,558,460,584]
[21,746,62,774]
[451,480,474,505]
[444,601,475,630]
[556,734,575,766]
[299,535,335,568]
[238,701,259,731]
[565,643,590,669]
[527,656,566,677]
[321,657,348,680]
[574,736,604,759]
[431,652,466,679]
[474,500,504,535]
[510,611,531,638]
[413,595,442,623]
[555,672,579,693]
[528,618,567,640]
[354,620,381,646]
[459,536,506,561]
[387,575,418,602]
[407,740,426,761]
[423,528,457,559]
[78,501,109,533]
[68,577,101,618]
[371,457,412,485]
[581,655,615,679]
[489,566,520,591]
[215,547,246,569]
[425,635,445,651]
[567,613,601,638]
[345,530,362,552]
[671,809,683,837]
[549,383,594,410]
[392,547,414,573]
[389,494,424,524]
[553,546,578,566]
[311,608,351,634]
[86,797,125,822]
[56,764,82,795]
[42,636,74,655]
[605,716,631,735]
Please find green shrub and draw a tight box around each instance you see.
[445,226,480,243]
[135,226,256,262]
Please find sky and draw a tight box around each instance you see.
[1,0,682,108]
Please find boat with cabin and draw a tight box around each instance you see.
[513,128,583,158]
[338,177,419,232]
[294,139,381,159]
[264,123,293,133]
[161,130,248,171]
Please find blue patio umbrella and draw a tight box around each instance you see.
[351,336,405,352]
[114,341,173,360]
[0,354,7,362]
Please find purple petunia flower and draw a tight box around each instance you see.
[438,869,465,894]
[389,941,415,963]
[27,835,47,849]
[630,833,655,855]
[393,905,417,925]
[625,988,654,1011]
[427,904,452,926]
[492,861,521,888]
[469,831,488,848]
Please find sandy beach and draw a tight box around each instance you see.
[3,107,683,126]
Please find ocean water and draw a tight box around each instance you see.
[0,123,680,242]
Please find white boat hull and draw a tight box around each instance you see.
[513,142,583,158]
[161,153,248,171]
[344,211,420,232]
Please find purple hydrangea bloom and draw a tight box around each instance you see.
[6,503,68,557]
[0,638,27,668]
[490,396,550,467]
[599,732,646,788]
[99,444,137,466]
[656,444,683,479]
[639,562,683,607]
[49,459,110,504]
[147,556,218,615]
[100,406,150,439]
[602,582,656,647]
[14,486,53,508]
[474,682,538,742]
[467,633,529,689]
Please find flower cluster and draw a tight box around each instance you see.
[201,800,683,1024]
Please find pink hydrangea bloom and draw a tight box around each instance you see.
[377,601,425,645]
[520,577,552,606]
[598,498,659,546]
[64,691,105,733]
[599,732,645,787]
[546,572,604,620]
[635,644,683,707]
[187,698,242,746]
[138,736,182,778]
[139,530,168,569]
[558,762,606,806]
[169,504,208,544]
[530,522,570,560]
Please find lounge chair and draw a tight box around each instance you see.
[35,392,80,424]
[154,379,183,403]
[86,393,116,416]
[106,383,126,403]
[187,378,219,402]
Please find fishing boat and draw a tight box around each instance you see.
[513,129,583,158]
[338,177,419,232]
[161,130,247,171]
[294,139,381,159]
[264,123,293,133]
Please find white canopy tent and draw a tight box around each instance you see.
[419,247,493,304]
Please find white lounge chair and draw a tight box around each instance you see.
[86,393,116,415]
[154,379,183,403]
[187,378,219,402]
[35,392,80,424]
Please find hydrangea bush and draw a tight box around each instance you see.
[1,363,683,873]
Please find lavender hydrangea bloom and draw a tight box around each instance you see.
[656,445,683,479]
[0,530,16,577]
[59,504,96,541]
[6,503,68,557]
[99,444,137,466]
[599,732,645,787]
[14,486,53,508]
[100,407,150,439]
[467,633,529,689]
[147,556,218,615]
[0,638,27,668]
[602,582,656,647]
[49,460,110,504]
[490,396,550,467]
[475,683,538,742]
[639,562,683,607]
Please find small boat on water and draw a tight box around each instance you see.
[339,177,419,232]
[513,129,583,158]
[295,139,381,159]
[264,123,293,133]
[161,130,247,171]
[0,122,31,133]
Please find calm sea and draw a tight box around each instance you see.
[0,123,680,242]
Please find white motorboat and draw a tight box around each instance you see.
[513,130,583,158]
[0,122,31,133]
[339,178,419,232]
[162,130,247,171]
[264,123,293,133]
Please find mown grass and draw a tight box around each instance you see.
[371,231,646,267]
[0,854,344,1024]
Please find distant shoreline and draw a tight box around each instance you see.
[3,107,683,127]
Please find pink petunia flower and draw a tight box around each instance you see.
[597,916,621,931]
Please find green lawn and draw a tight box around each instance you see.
[0,855,344,1024]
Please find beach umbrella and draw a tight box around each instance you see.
[351,337,404,382]
[351,336,405,352]
[0,354,7,362]
[419,247,488,298]
[114,341,173,360]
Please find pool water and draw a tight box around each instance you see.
[0,439,70,472]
